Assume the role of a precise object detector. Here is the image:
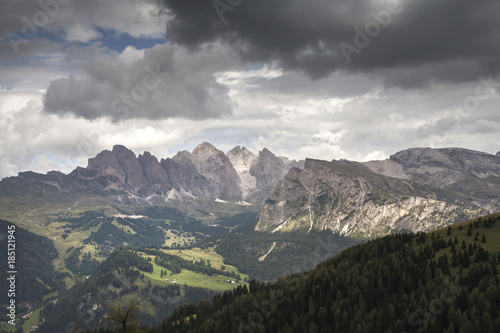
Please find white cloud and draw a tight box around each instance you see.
[65,23,102,42]
[1,1,500,180]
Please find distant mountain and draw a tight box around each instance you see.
[227,146,305,203]
[364,147,500,208]
[172,142,242,201]
[258,148,500,238]
[0,143,304,204]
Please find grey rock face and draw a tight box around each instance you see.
[160,158,213,198]
[258,150,500,238]
[226,146,258,199]
[364,147,500,201]
[138,151,170,195]
[112,145,146,194]
[225,146,305,203]
[173,142,242,201]
[247,148,289,203]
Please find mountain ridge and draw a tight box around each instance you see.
[258,148,500,238]
[0,143,304,205]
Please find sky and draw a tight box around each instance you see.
[1,0,499,179]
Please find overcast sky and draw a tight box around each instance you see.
[1,0,499,179]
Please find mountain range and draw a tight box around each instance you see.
[258,147,500,238]
[0,142,303,205]
[3,144,500,331]
[2,145,500,240]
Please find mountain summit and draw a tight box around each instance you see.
[0,143,303,204]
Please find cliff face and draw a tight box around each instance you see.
[172,142,243,201]
[226,146,305,203]
[0,143,303,204]
[257,153,499,238]
[363,147,500,210]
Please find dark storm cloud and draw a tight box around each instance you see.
[161,0,500,87]
[43,43,238,121]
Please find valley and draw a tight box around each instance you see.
[1,144,500,332]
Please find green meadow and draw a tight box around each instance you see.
[138,253,248,292]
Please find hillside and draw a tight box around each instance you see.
[38,248,242,332]
[0,219,64,332]
[152,213,500,332]
[258,149,500,238]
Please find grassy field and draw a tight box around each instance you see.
[429,213,500,250]
[138,254,247,292]
[161,246,248,279]
[163,229,197,247]
[21,308,41,333]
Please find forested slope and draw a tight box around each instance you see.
[150,213,500,333]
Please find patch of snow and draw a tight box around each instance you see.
[114,214,145,219]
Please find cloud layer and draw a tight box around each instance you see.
[42,43,239,121]
[162,0,500,86]
[1,0,500,180]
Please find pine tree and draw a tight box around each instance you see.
[462,251,471,268]
[452,251,459,267]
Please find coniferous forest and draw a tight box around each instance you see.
[144,215,500,333]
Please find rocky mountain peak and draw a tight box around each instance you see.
[496,151,500,157]
[228,145,242,155]
[226,146,258,199]
[173,142,242,201]
[192,142,219,156]
[227,146,257,166]
[2,142,303,204]
[112,144,135,156]
[258,154,498,237]
[86,149,126,186]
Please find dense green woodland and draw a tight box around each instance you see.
[215,227,359,281]
[0,219,65,319]
[143,214,500,333]
[39,249,218,332]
